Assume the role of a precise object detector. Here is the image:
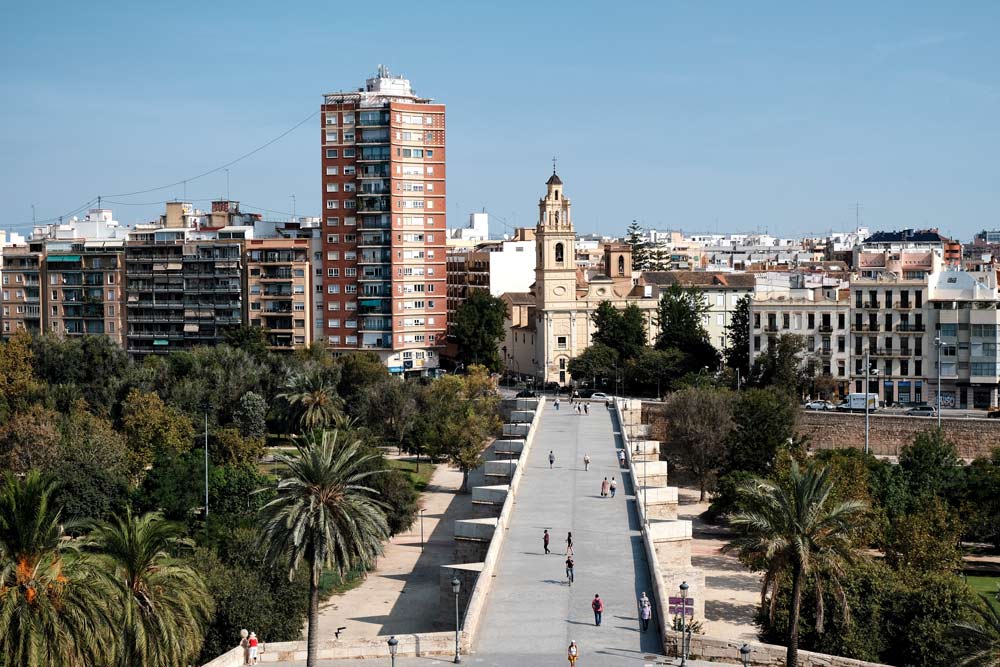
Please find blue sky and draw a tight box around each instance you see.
[1,1,998,240]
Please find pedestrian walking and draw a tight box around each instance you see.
[554,398,560,411]
[565,555,575,585]
[240,630,250,665]
[618,449,626,467]
[584,454,591,471]
[543,529,550,555]
[248,632,260,664]
[591,594,604,626]
[610,477,617,498]
[584,403,589,416]
[575,404,581,415]
[600,477,609,497]
[566,531,574,555]
[549,450,555,469]
[639,592,652,632]
[567,641,579,666]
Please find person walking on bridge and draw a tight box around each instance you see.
[600,477,609,497]
[639,592,652,632]
[565,531,574,555]
[567,640,579,666]
[549,450,555,469]
[584,403,589,416]
[610,477,618,498]
[584,454,591,471]
[565,554,575,585]
[591,594,604,626]
[618,448,626,467]
[543,529,550,554]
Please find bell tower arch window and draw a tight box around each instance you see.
[555,243,564,264]
[618,256,625,276]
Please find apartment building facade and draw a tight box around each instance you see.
[749,288,851,395]
[246,238,312,350]
[2,239,125,343]
[321,65,447,375]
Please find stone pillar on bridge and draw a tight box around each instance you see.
[649,521,706,622]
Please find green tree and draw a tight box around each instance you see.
[278,371,343,433]
[664,387,734,500]
[724,387,798,476]
[336,352,389,409]
[0,471,111,667]
[654,283,719,373]
[724,295,752,384]
[884,497,964,574]
[625,347,684,397]
[647,244,671,271]
[0,330,40,416]
[258,430,390,667]
[899,428,962,504]
[92,509,213,667]
[362,378,417,455]
[29,334,131,417]
[121,389,195,471]
[590,301,647,360]
[567,343,619,389]
[624,220,650,270]
[951,594,1000,667]
[234,391,268,441]
[453,291,508,371]
[223,325,271,361]
[211,427,265,465]
[750,333,808,395]
[0,405,61,473]
[724,461,868,667]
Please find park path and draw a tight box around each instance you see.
[473,400,664,666]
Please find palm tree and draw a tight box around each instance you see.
[0,471,112,667]
[258,430,389,667]
[951,594,1000,667]
[278,371,343,433]
[722,461,867,667]
[91,509,212,667]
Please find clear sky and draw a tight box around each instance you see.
[2,1,998,241]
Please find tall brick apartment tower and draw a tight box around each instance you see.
[321,65,446,375]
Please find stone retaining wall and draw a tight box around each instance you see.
[643,402,1000,461]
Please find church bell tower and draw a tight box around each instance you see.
[534,169,577,307]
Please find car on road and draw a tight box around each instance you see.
[804,400,836,411]
[515,390,537,398]
[906,406,936,417]
[590,392,609,400]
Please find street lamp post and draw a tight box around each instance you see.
[451,576,461,663]
[419,508,426,551]
[935,336,943,428]
[387,636,398,667]
[679,581,690,666]
[863,354,878,456]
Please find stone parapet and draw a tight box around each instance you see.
[502,423,530,437]
[509,410,536,423]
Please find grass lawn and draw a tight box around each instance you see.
[387,458,437,493]
[319,567,366,598]
[966,575,1000,613]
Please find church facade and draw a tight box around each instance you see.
[500,172,659,385]
[500,172,754,386]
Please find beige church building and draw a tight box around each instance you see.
[500,172,753,386]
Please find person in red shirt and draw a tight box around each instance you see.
[591,594,604,626]
[248,632,259,664]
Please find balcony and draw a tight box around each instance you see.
[856,323,881,332]
[818,325,834,333]
[357,199,390,212]
[819,348,833,357]
[764,324,779,332]
[357,169,390,179]
[894,301,914,309]
[895,323,925,332]
[858,301,881,309]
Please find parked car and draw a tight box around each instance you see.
[906,405,936,417]
[576,389,597,399]
[515,390,537,398]
[590,392,609,400]
[988,409,1000,419]
[804,400,836,411]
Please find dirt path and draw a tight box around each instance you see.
[313,462,471,639]
[676,486,761,641]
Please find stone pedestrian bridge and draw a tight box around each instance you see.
[204,399,884,667]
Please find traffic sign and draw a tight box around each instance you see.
[668,597,694,605]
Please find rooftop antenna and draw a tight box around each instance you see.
[855,202,863,229]
[290,194,296,220]
[31,204,35,224]
[552,155,557,174]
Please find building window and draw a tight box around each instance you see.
[326,217,339,226]
[326,200,338,209]
[557,336,567,349]
[326,149,338,159]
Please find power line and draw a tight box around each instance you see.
[105,108,320,198]
[12,107,320,227]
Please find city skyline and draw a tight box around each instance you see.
[2,2,998,240]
